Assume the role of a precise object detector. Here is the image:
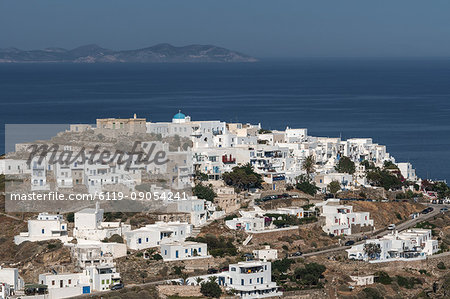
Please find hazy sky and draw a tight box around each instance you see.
[1,0,450,58]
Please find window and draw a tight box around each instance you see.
[106,279,109,285]
[198,247,201,253]
[102,280,105,285]
[42,229,45,234]
[138,238,142,244]
[241,279,244,285]
[68,279,71,284]
[164,250,167,255]
[52,280,55,286]
[249,279,252,284]
[261,277,263,284]
[62,225,65,230]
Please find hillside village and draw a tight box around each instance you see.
[0,112,449,299]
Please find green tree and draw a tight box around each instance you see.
[327,180,341,195]
[172,265,185,276]
[194,170,209,182]
[375,271,392,285]
[383,161,398,170]
[362,287,384,299]
[335,156,355,174]
[200,281,222,298]
[366,170,402,190]
[222,163,262,191]
[66,212,74,223]
[295,174,319,196]
[292,263,326,286]
[364,243,381,260]
[193,183,216,202]
[302,155,316,178]
[152,253,163,260]
[180,272,189,285]
[258,128,272,134]
[108,234,124,243]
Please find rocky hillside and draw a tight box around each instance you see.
[348,201,425,228]
[0,43,257,63]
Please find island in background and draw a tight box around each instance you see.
[0,43,258,63]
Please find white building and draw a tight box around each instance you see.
[170,198,207,227]
[39,271,91,299]
[160,241,209,261]
[314,173,353,193]
[321,204,373,236]
[265,207,305,218]
[225,217,265,232]
[0,267,24,294]
[68,239,127,268]
[253,246,278,261]
[124,221,192,250]
[346,229,439,263]
[397,162,418,182]
[39,264,121,298]
[14,213,71,245]
[216,261,282,298]
[350,275,374,286]
[73,203,131,241]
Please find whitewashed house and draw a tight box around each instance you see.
[346,229,439,263]
[225,217,265,232]
[265,207,305,218]
[253,246,278,261]
[170,198,207,227]
[14,213,71,245]
[68,239,127,268]
[86,264,121,292]
[39,271,91,298]
[160,241,209,261]
[397,162,418,182]
[125,221,192,250]
[39,264,121,297]
[30,158,50,191]
[350,275,374,286]
[73,203,131,241]
[0,267,24,295]
[216,261,282,298]
[321,204,373,236]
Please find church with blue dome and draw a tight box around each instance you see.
[172,110,190,123]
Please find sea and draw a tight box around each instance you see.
[0,59,449,182]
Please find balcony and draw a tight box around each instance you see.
[222,155,236,164]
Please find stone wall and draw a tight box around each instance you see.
[156,285,202,298]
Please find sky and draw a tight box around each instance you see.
[1,0,450,58]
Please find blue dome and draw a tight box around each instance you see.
[173,112,186,119]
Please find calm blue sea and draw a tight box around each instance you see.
[0,59,449,182]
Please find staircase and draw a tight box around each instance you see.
[243,234,253,246]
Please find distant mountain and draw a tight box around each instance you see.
[0,43,257,63]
